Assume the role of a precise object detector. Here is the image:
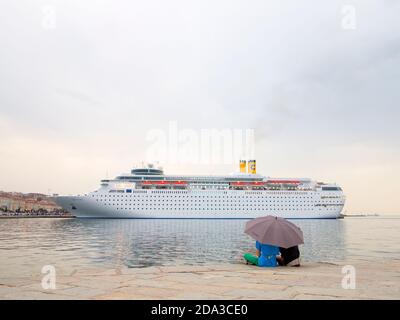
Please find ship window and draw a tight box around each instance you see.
[322,187,341,191]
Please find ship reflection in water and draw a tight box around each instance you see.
[0,217,351,275]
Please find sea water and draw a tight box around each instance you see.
[0,216,399,277]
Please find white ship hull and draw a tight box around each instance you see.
[55,189,344,219]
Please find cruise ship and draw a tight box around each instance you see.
[55,160,345,219]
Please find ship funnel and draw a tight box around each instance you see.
[239,160,246,173]
[248,160,256,174]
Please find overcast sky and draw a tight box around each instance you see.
[0,0,399,214]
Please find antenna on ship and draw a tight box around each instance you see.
[155,161,162,170]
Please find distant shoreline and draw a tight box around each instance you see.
[0,215,74,219]
[342,214,380,217]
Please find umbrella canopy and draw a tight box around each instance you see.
[244,215,304,248]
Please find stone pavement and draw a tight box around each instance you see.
[0,259,399,299]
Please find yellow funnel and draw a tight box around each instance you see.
[240,160,246,173]
[248,160,256,174]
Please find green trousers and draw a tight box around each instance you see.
[243,253,259,266]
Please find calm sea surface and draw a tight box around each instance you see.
[0,216,399,277]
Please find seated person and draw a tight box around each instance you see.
[243,241,279,267]
[277,246,300,267]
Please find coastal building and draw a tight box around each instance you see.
[0,191,62,213]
